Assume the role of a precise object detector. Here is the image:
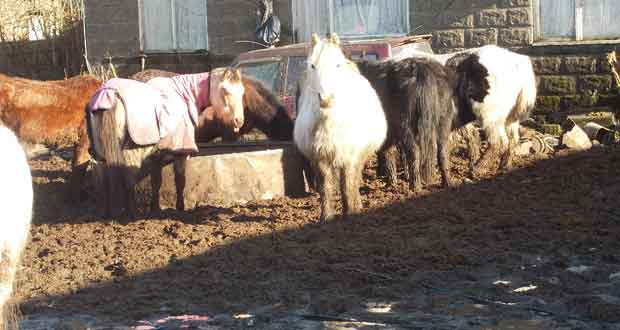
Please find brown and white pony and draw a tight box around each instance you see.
[0,125,32,330]
[88,68,245,218]
[0,73,101,200]
[130,69,295,142]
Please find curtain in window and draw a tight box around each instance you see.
[143,0,173,51]
[333,0,408,38]
[292,0,330,42]
[175,0,208,50]
[292,0,407,42]
[583,0,620,40]
[539,0,574,39]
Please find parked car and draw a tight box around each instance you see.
[231,34,434,119]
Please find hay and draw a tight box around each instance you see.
[0,0,82,42]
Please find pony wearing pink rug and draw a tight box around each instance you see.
[88,68,244,217]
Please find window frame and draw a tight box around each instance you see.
[533,0,620,44]
[138,0,209,53]
[291,0,410,43]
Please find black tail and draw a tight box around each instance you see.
[412,64,442,184]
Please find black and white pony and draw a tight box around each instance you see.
[356,54,490,190]
[391,45,538,177]
[0,125,32,330]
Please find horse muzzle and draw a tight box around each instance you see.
[318,93,334,109]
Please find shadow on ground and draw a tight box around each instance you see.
[20,148,620,328]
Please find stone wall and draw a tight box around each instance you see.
[411,0,619,125]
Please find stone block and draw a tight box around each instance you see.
[577,75,612,93]
[538,76,576,95]
[498,28,530,46]
[561,95,599,109]
[476,10,506,27]
[433,30,465,48]
[500,0,530,7]
[506,8,531,26]
[535,96,561,113]
[440,12,475,28]
[563,56,597,74]
[138,144,307,209]
[532,56,562,74]
[466,29,498,47]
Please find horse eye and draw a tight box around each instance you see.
[336,64,341,68]
[311,64,316,70]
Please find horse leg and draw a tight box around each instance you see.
[105,165,125,218]
[173,156,187,211]
[499,120,520,171]
[92,161,108,217]
[438,121,455,187]
[340,162,362,216]
[474,121,508,177]
[68,120,91,202]
[149,158,163,215]
[378,144,399,186]
[462,123,481,172]
[316,160,336,223]
[402,128,422,192]
[121,165,140,219]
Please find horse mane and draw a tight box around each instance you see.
[242,78,293,140]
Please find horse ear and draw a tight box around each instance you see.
[329,33,340,46]
[233,69,242,82]
[223,68,232,80]
[311,33,320,46]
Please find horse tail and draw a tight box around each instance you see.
[413,63,441,184]
[97,94,127,167]
[514,56,537,122]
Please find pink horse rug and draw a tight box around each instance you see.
[88,75,210,154]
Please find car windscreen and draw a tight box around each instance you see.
[285,56,307,96]
[237,61,282,94]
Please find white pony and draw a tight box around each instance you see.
[0,125,32,329]
[394,45,537,174]
[294,33,387,223]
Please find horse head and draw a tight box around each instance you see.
[211,67,245,133]
[306,33,354,109]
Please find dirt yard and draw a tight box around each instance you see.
[13,142,620,329]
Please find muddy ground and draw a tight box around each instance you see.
[13,142,620,329]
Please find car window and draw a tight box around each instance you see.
[350,52,378,61]
[237,61,282,93]
[285,56,307,96]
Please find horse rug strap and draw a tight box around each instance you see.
[87,78,165,146]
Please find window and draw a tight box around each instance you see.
[536,0,620,41]
[292,0,409,42]
[237,60,283,94]
[139,0,208,52]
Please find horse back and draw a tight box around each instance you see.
[0,74,101,143]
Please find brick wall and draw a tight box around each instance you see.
[411,0,619,125]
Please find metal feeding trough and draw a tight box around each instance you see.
[136,140,308,209]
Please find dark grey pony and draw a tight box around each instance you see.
[356,55,489,190]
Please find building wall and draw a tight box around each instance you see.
[411,0,619,124]
[83,0,291,77]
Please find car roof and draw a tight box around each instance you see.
[234,34,433,62]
